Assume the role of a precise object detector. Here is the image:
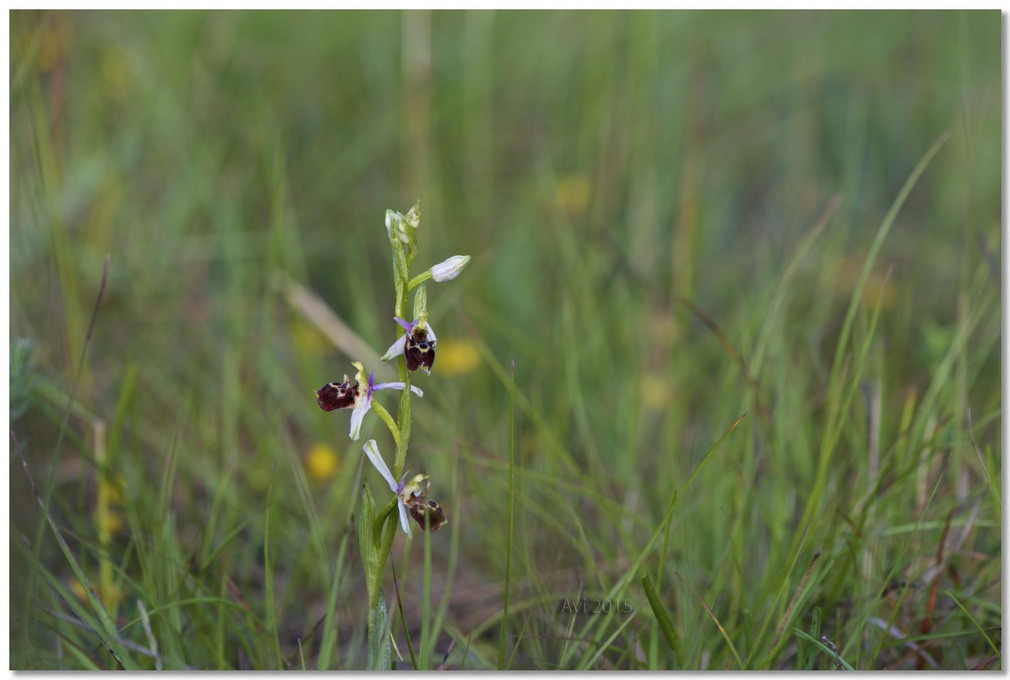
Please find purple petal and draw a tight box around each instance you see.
[393,317,415,333]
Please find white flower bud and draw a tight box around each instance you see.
[430,255,471,282]
[405,203,421,230]
[385,209,411,244]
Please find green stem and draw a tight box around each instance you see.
[393,368,412,479]
[406,270,432,292]
[497,361,516,668]
[371,400,402,452]
[392,277,413,480]
[375,497,398,534]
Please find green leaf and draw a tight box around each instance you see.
[367,592,392,670]
[358,483,380,608]
[641,573,682,667]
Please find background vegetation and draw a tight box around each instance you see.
[10,10,1000,670]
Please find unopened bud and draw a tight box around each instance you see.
[405,202,421,230]
[430,255,470,282]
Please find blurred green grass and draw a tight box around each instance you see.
[10,10,1000,670]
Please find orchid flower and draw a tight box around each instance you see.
[315,361,423,440]
[362,440,447,537]
[381,317,437,374]
[362,439,413,538]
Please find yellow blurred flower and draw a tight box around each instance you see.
[861,271,896,310]
[305,442,340,482]
[93,508,125,536]
[555,174,591,217]
[102,473,125,504]
[435,338,481,376]
[642,375,672,411]
[69,578,123,609]
[69,578,88,603]
[108,510,124,535]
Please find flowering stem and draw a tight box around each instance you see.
[394,278,406,322]
[406,271,432,292]
[392,266,413,480]
[365,211,416,649]
[359,204,466,661]
[393,371,412,479]
[370,400,401,452]
[373,286,413,586]
[374,496,398,535]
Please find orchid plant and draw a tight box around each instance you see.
[314,203,468,668]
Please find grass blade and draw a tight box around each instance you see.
[798,131,951,547]
[676,571,744,670]
[793,628,855,670]
[939,586,1000,660]
[14,435,137,669]
[497,360,517,669]
[641,573,682,667]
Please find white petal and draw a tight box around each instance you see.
[381,333,407,361]
[409,385,423,397]
[362,439,398,492]
[424,323,436,343]
[397,500,413,538]
[349,396,371,441]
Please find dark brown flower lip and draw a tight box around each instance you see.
[315,378,359,412]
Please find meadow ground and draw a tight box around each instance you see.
[9,10,1001,670]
